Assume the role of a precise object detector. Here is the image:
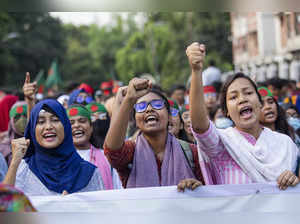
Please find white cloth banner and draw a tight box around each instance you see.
[29,182,300,213]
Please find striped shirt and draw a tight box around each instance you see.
[192,122,255,184]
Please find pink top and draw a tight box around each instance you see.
[192,122,255,185]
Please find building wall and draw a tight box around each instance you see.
[231,12,300,82]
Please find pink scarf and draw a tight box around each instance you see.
[90,145,113,190]
[127,133,196,188]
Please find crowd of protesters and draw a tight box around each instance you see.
[1,42,300,211]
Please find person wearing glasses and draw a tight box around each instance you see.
[203,85,218,119]
[180,104,196,144]
[68,88,94,107]
[167,99,184,139]
[104,78,211,189]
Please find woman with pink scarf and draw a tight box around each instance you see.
[185,42,299,190]
[67,105,122,190]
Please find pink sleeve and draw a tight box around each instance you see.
[191,121,226,158]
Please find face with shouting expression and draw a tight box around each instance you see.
[226,78,262,131]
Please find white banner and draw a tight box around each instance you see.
[29,182,300,212]
[27,183,300,223]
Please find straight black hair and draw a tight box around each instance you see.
[219,72,263,117]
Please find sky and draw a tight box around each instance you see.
[50,12,146,27]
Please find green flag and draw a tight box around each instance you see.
[45,60,62,90]
[34,70,45,93]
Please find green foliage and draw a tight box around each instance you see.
[61,14,138,90]
[0,13,66,90]
[0,12,232,93]
[115,12,232,90]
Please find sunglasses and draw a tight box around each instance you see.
[76,96,94,104]
[134,99,165,113]
[204,92,217,98]
[171,108,179,117]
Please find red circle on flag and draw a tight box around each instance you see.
[168,100,174,107]
[16,106,24,114]
[69,108,78,116]
[259,89,268,97]
[185,104,190,110]
[91,105,98,112]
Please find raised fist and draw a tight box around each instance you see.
[125,78,152,104]
[186,42,206,71]
[11,137,30,164]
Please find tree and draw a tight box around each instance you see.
[0,13,66,90]
[61,14,139,90]
[115,12,233,90]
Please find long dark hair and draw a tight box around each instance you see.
[273,98,295,140]
[220,72,263,118]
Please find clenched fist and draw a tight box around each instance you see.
[125,78,152,104]
[11,137,30,165]
[186,42,206,71]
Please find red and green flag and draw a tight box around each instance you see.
[45,60,62,91]
[34,70,46,94]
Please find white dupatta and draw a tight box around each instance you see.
[218,127,298,182]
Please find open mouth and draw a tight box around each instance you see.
[42,132,57,142]
[264,111,275,119]
[144,115,159,124]
[72,130,85,138]
[239,106,253,119]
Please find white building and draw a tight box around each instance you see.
[231,12,300,82]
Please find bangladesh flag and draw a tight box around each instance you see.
[34,69,46,93]
[45,60,62,91]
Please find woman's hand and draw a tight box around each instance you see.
[186,42,206,72]
[62,190,69,196]
[114,86,128,107]
[277,170,300,190]
[11,137,30,165]
[124,78,152,105]
[23,72,37,102]
[177,178,203,192]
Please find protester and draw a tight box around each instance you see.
[67,104,122,190]
[78,83,94,96]
[180,104,195,143]
[266,78,290,103]
[169,85,186,109]
[285,104,299,119]
[0,102,27,164]
[85,102,110,149]
[167,99,184,138]
[283,104,300,142]
[210,105,234,129]
[86,102,108,122]
[258,87,297,139]
[94,90,105,104]
[203,85,218,118]
[68,88,94,106]
[104,79,208,189]
[57,94,70,109]
[3,99,104,195]
[184,42,299,190]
